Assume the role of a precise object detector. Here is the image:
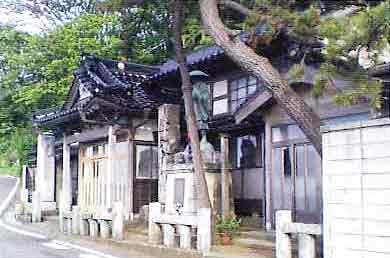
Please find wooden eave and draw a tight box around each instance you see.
[234,90,273,124]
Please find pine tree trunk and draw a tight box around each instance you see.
[199,0,322,156]
[173,0,212,209]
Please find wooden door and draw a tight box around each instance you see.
[133,144,158,213]
[78,143,108,215]
[294,144,322,224]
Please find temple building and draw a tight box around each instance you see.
[22,43,389,241]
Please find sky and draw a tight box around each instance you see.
[0,7,46,34]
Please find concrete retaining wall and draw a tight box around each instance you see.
[322,118,390,258]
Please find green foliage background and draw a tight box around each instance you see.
[0,14,125,173]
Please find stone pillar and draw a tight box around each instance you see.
[107,126,116,209]
[80,219,89,236]
[197,208,211,255]
[65,216,72,235]
[20,189,29,205]
[59,191,64,233]
[162,224,176,248]
[112,201,124,240]
[298,234,316,258]
[220,134,234,219]
[264,120,273,231]
[62,134,72,211]
[31,191,41,223]
[20,165,29,207]
[71,206,80,235]
[276,210,292,258]
[148,202,162,245]
[178,225,191,249]
[22,165,28,187]
[100,220,111,239]
[158,104,181,204]
[127,126,135,220]
[36,132,56,205]
[89,219,99,239]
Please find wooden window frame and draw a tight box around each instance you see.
[211,81,229,117]
[228,74,259,114]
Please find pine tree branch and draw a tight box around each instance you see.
[199,0,323,156]
[219,0,252,17]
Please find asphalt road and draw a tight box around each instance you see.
[0,175,130,258]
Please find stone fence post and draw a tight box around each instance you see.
[276,210,292,258]
[197,208,212,255]
[148,202,162,245]
[299,233,316,258]
[112,201,124,241]
[20,166,29,204]
[276,210,320,258]
[71,206,80,235]
[32,191,41,223]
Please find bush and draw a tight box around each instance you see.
[215,216,241,237]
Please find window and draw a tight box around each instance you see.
[212,80,229,116]
[231,134,261,168]
[272,124,306,143]
[84,143,107,158]
[229,75,259,113]
[211,75,262,116]
[136,145,158,179]
[174,178,185,205]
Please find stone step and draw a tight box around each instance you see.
[238,229,275,242]
[234,237,275,249]
[207,244,275,258]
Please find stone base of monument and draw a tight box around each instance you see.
[148,202,212,255]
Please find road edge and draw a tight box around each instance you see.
[0,176,19,217]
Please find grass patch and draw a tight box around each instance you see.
[0,166,21,177]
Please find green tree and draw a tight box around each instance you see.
[0,14,125,167]
[1,14,124,112]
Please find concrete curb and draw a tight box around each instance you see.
[0,176,20,217]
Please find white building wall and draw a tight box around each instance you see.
[322,118,390,258]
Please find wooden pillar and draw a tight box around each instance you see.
[220,134,234,219]
[265,120,273,230]
[128,122,135,220]
[62,134,72,211]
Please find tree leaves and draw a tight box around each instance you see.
[0,14,124,166]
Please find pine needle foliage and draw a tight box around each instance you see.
[243,0,389,110]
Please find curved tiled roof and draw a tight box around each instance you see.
[33,56,164,126]
[32,96,92,124]
[33,46,229,126]
[150,45,225,80]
